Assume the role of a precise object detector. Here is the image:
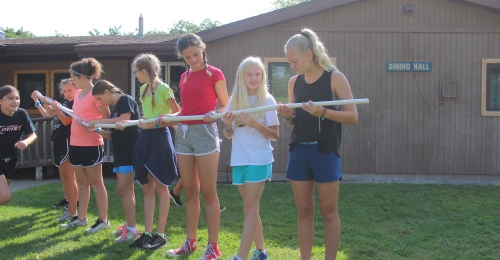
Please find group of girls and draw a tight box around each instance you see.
[0,28,358,260]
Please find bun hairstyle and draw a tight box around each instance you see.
[92,80,124,96]
[176,33,212,82]
[284,28,337,72]
[69,58,104,79]
[132,53,162,108]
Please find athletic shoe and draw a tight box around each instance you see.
[129,233,153,248]
[112,225,126,237]
[166,239,197,257]
[53,199,68,208]
[55,210,76,222]
[85,218,111,234]
[220,206,226,212]
[169,189,183,206]
[114,228,140,243]
[198,243,222,260]
[249,249,268,260]
[143,233,167,250]
[60,216,88,228]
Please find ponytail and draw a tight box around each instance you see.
[285,28,337,72]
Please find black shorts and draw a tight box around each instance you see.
[69,145,104,168]
[0,157,17,180]
[53,138,70,167]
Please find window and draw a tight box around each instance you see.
[264,57,337,104]
[14,70,50,114]
[481,59,500,116]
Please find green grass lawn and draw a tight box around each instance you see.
[1,182,500,260]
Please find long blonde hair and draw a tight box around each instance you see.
[229,56,270,119]
[284,28,337,72]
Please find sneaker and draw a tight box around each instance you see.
[112,225,126,237]
[249,249,268,260]
[220,206,226,212]
[55,210,76,222]
[198,243,222,260]
[85,218,111,234]
[169,190,184,206]
[60,216,88,228]
[144,233,167,250]
[53,199,68,208]
[129,233,153,248]
[114,228,140,243]
[166,239,197,257]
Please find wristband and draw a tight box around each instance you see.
[35,101,41,107]
[95,128,101,133]
[223,125,232,134]
[155,124,160,129]
[321,107,327,120]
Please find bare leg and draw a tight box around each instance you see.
[236,182,266,259]
[291,180,315,260]
[196,152,221,243]
[178,154,200,239]
[172,178,183,196]
[74,165,90,219]
[60,160,77,215]
[116,172,136,227]
[142,173,156,232]
[317,181,341,260]
[86,163,108,222]
[155,177,170,233]
[0,175,12,205]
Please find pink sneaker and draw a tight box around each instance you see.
[166,239,197,258]
[112,225,125,237]
[198,243,222,260]
[114,228,140,243]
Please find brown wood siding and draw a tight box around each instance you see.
[0,59,130,95]
[208,0,500,175]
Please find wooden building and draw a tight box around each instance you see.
[1,0,499,181]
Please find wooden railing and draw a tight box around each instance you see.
[17,117,114,180]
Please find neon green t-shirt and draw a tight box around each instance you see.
[139,82,174,119]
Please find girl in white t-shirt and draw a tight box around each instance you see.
[222,56,279,260]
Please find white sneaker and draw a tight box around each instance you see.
[56,210,77,222]
[60,216,88,228]
[85,218,111,234]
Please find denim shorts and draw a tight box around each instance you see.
[232,163,272,185]
[175,123,220,156]
[286,143,342,183]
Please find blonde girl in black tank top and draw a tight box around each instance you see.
[277,28,359,260]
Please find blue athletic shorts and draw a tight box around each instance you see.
[232,163,273,185]
[286,143,342,183]
[113,165,134,174]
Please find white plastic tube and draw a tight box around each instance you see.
[94,98,369,129]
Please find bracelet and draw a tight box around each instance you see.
[155,123,160,129]
[95,128,101,133]
[35,101,40,107]
[321,107,327,120]
[283,115,291,121]
[223,125,232,134]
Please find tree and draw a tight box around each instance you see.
[270,0,309,10]
[3,27,36,38]
[146,29,168,35]
[168,18,221,34]
[54,31,68,37]
[87,25,134,36]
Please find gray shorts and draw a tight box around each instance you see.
[175,123,220,156]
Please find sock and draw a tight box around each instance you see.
[156,232,166,238]
[144,231,153,236]
[127,226,138,233]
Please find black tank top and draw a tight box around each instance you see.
[290,70,342,156]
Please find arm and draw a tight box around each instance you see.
[214,80,229,113]
[51,101,72,126]
[97,129,112,141]
[31,91,55,118]
[88,112,132,127]
[15,132,37,150]
[277,76,297,126]
[97,105,110,119]
[327,71,358,125]
[237,113,280,142]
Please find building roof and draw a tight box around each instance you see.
[1,0,499,61]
